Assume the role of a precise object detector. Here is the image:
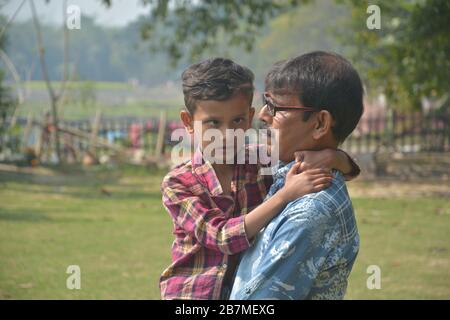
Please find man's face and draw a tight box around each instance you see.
[259,92,317,163]
[181,93,255,162]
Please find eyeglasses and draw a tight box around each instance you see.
[262,93,318,116]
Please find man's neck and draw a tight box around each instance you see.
[282,140,339,163]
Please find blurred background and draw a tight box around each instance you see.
[0,0,449,299]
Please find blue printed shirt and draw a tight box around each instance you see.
[230,161,360,300]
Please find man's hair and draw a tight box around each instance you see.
[265,51,364,143]
[264,59,287,92]
[182,57,255,114]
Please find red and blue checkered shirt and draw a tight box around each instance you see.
[160,145,273,300]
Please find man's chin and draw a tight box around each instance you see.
[280,157,295,164]
[278,151,295,164]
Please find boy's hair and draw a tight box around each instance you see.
[265,51,364,143]
[182,58,255,114]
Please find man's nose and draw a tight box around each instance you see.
[258,105,273,127]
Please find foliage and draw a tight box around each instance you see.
[6,1,449,110]
[103,0,449,109]
[337,0,449,110]
[103,0,311,65]
[0,14,18,152]
[0,71,16,130]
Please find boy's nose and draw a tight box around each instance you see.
[258,105,273,127]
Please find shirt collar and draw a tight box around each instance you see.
[274,160,342,184]
[272,160,296,182]
[191,144,255,196]
[191,146,223,196]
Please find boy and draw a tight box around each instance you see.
[160,58,359,300]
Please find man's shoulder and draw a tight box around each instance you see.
[276,171,357,242]
[307,170,350,209]
[285,171,351,219]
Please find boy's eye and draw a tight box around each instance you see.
[204,119,219,126]
[233,117,245,124]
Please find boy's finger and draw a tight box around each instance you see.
[300,161,309,172]
[287,162,302,177]
[313,183,331,192]
[309,173,333,179]
[304,168,332,175]
[294,151,305,162]
[312,177,333,186]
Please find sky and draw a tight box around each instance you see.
[1,0,151,26]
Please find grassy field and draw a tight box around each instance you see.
[16,100,183,120]
[15,81,184,120]
[0,166,449,299]
[23,81,133,91]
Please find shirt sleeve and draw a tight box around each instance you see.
[338,149,361,181]
[234,201,337,300]
[161,175,251,255]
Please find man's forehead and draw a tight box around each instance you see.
[266,91,300,103]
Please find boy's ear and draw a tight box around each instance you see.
[180,109,194,134]
[312,110,334,140]
[248,107,255,127]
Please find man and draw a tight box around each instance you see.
[230,51,364,300]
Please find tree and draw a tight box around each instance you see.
[0,11,17,153]
[0,1,25,119]
[0,71,17,151]
[102,0,449,109]
[341,0,450,110]
[102,0,310,65]
[29,0,71,163]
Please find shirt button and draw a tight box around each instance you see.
[222,263,228,269]
[245,288,251,294]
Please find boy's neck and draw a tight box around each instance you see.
[211,163,236,195]
[212,163,236,176]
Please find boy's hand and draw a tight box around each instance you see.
[294,149,354,176]
[280,163,333,203]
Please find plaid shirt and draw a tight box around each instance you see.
[160,145,273,300]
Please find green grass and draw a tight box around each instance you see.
[0,166,172,299]
[0,168,449,299]
[346,196,450,299]
[16,99,183,121]
[16,80,184,120]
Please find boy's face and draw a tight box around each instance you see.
[181,93,255,162]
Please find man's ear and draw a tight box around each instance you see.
[180,109,194,134]
[312,110,334,140]
[248,107,256,127]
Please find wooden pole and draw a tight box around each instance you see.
[155,111,167,158]
[22,113,33,150]
[89,109,101,154]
